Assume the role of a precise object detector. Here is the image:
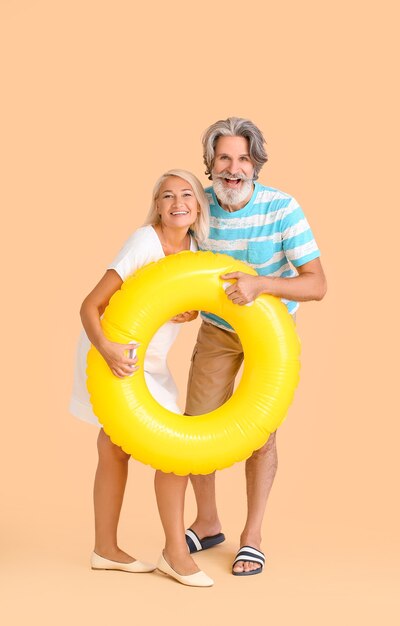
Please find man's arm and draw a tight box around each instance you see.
[222,258,327,305]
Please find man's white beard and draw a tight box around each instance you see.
[212,173,253,207]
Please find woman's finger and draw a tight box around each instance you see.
[112,369,125,379]
[113,364,138,378]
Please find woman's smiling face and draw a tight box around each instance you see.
[156,176,199,229]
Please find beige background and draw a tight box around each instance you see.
[1,0,399,624]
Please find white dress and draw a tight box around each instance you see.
[69,225,197,426]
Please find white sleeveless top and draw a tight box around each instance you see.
[69,225,197,426]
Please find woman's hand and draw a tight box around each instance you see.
[98,339,140,379]
[171,310,199,324]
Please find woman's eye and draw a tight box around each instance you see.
[183,193,192,197]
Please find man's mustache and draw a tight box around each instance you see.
[213,171,253,183]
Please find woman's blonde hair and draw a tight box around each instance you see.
[143,169,210,243]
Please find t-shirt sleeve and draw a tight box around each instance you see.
[107,227,156,281]
[280,197,320,267]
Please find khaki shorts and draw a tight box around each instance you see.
[185,322,244,415]
[185,315,296,416]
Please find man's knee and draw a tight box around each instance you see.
[251,431,277,460]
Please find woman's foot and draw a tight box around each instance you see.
[93,546,137,564]
[91,551,155,573]
[163,549,201,576]
[157,552,213,587]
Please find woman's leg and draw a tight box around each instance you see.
[93,428,135,562]
[154,470,201,575]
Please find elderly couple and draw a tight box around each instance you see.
[70,117,327,587]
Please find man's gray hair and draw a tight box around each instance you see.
[202,117,268,180]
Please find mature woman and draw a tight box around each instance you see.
[70,169,213,587]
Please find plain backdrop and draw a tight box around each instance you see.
[1,1,399,624]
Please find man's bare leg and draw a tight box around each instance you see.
[233,431,278,574]
[188,472,223,539]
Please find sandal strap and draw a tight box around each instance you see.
[233,546,265,567]
[185,529,203,552]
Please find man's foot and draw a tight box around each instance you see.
[185,528,225,553]
[232,546,265,576]
[187,520,223,542]
[232,533,264,574]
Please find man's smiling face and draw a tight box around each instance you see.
[211,136,255,209]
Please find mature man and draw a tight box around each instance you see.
[184,117,327,576]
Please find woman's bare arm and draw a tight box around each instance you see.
[80,269,139,378]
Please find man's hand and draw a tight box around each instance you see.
[171,310,199,324]
[221,272,265,305]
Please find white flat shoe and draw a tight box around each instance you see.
[156,553,214,587]
[91,552,156,573]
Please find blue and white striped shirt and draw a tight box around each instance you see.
[200,182,320,330]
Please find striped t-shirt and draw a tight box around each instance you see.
[199,182,320,330]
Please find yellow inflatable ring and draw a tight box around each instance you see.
[87,251,300,475]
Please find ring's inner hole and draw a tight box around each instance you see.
[143,311,243,415]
